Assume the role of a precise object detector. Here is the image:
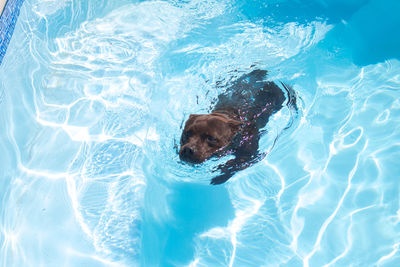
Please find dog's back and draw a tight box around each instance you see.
[213,70,286,129]
[209,70,292,184]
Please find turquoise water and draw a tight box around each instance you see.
[1,0,400,266]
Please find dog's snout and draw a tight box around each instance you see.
[182,146,194,157]
[180,145,202,163]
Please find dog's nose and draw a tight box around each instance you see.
[182,146,194,157]
[180,146,202,163]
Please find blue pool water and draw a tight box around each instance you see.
[1,0,400,266]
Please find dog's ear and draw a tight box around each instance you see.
[228,119,243,131]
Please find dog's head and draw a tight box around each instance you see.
[179,113,242,163]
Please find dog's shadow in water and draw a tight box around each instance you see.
[142,183,234,266]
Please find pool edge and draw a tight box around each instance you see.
[0,0,25,66]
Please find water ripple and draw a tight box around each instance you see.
[1,0,400,266]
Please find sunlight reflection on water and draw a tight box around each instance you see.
[1,0,400,266]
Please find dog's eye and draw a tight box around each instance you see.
[206,135,218,143]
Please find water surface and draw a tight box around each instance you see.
[1,0,400,266]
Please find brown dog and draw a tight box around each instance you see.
[179,70,296,184]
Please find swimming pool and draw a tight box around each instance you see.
[1,0,400,266]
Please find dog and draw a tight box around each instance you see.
[179,70,296,184]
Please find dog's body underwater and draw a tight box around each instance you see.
[179,70,296,184]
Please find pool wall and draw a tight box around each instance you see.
[0,0,25,65]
